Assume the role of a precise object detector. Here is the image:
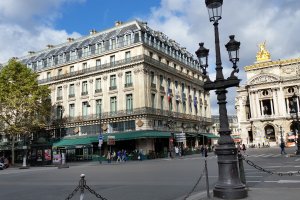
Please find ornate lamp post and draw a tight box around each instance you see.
[195,0,247,198]
[290,93,300,155]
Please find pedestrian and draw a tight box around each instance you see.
[280,142,286,155]
[204,145,208,157]
[242,144,246,154]
[175,146,179,157]
[122,150,127,162]
[116,150,121,162]
[201,145,204,157]
[258,143,261,148]
[107,152,111,163]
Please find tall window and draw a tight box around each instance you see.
[160,96,164,110]
[70,51,76,60]
[176,101,179,112]
[110,75,116,90]
[96,59,101,66]
[125,71,132,87]
[111,38,116,49]
[150,71,155,84]
[57,86,62,99]
[110,55,115,65]
[82,81,88,95]
[183,102,186,113]
[95,78,101,92]
[83,47,89,57]
[47,72,51,80]
[58,69,62,76]
[110,97,117,114]
[82,63,87,70]
[151,93,156,108]
[160,75,164,86]
[70,66,74,73]
[167,78,171,88]
[82,102,89,117]
[57,106,63,119]
[124,34,131,46]
[126,94,133,112]
[69,84,75,97]
[125,51,131,61]
[96,99,102,116]
[69,104,75,118]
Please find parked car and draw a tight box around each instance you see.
[0,162,4,170]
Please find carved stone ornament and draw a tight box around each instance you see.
[136,119,144,127]
[118,72,123,77]
[63,84,68,88]
[134,68,141,74]
[76,81,80,86]
[103,75,108,81]
[50,85,56,91]
[89,79,93,83]
[248,74,280,85]
[102,124,108,131]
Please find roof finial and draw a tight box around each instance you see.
[256,41,271,63]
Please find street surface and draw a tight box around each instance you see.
[0,147,300,200]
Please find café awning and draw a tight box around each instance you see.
[199,133,220,139]
[53,130,171,148]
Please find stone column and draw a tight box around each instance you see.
[255,92,260,117]
[272,89,279,116]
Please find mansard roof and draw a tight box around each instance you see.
[6,20,196,69]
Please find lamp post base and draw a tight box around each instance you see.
[213,144,247,199]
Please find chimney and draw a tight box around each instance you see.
[89,29,97,35]
[47,44,54,49]
[67,37,74,42]
[115,21,123,27]
[28,51,35,55]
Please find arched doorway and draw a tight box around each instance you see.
[264,125,276,142]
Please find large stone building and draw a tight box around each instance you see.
[1,20,212,161]
[236,42,300,147]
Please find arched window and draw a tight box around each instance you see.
[265,125,276,142]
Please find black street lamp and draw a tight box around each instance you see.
[290,93,300,155]
[195,0,247,198]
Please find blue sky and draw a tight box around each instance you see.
[1,0,300,115]
[54,0,161,34]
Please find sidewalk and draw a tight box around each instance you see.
[186,188,300,200]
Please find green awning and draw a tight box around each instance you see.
[53,136,97,148]
[199,133,220,139]
[53,130,171,148]
[104,130,171,141]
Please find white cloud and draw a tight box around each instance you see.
[0,0,84,63]
[145,0,300,114]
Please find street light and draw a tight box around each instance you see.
[195,0,247,198]
[290,93,300,155]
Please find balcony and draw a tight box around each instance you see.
[56,96,63,101]
[125,83,133,88]
[109,86,117,90]
[68,94,75,98]
[81,91,88,96]
[160,86,165,92]
[95,89,102,93]
[151,83,156,88]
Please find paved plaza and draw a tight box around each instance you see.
[0,147,300,200]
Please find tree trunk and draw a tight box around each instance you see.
[11,135,15,165]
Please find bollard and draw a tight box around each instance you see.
[238,152,246,185]
[79,174,85,200]
[204,157,210,198]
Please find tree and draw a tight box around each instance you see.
[0,59,51,165]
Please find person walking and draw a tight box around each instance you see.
[241,144,247,155]
[116,150,121,163]
[204,145,208,157]
[280,142,286,155]
[174,146,179,157]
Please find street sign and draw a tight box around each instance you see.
[107,136,115,145]
[98,134,103,147]
[175,132,186,142]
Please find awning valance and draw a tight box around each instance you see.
[199,133,220,139]
[53,130,171,148]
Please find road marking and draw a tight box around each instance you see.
[247,181,261,182]
[295,158,300,161]
[278,180,300,183]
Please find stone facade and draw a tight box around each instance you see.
[2,20,212,154]
[236,43,300,147]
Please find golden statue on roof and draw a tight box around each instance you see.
[256,41,271,62]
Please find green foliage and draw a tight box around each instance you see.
[0,59,51,136]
